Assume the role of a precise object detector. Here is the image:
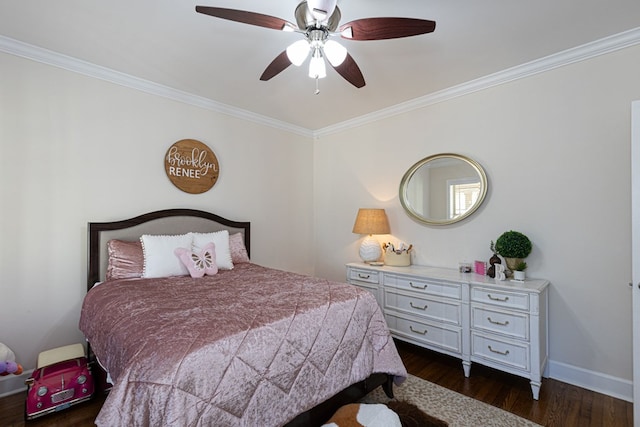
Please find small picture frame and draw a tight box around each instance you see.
[474,260,486,275]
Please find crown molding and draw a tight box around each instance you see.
[313,26,640,138]
[0,35,313,138]
[2,27,639,140]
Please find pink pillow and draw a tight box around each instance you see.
[174,242,218,278]
[106,239,144,281]
[229,232,250,264]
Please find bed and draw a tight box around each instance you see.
[79,208,407,426]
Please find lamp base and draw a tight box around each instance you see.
[359,235,382,263]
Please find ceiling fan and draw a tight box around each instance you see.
[195,0,436,91]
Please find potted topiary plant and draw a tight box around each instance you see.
[513,261,527,281]
[494,230,532,274]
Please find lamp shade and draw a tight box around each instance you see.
[323,40,347,66]
[286,40,310,66]
[352,208,390,235]
[308,53,326,78]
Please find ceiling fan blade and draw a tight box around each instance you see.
[196,6,295,31]
[260,51,293,81]
[329,53,365,88]
[339,17,436,41]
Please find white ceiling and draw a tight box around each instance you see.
[2,0,640,131]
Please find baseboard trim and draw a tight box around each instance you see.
[0,369,32,398]
[547,360,632,402]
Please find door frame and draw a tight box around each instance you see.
[631,100,640,426]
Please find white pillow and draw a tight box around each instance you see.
[192,230,234,270]
[140,233,194,278]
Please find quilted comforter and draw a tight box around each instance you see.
[79,263,407,426]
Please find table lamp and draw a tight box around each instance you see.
[352,208,390,263]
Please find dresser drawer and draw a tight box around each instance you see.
[386,313,462,354]
[471,332,529,371]
[471,306,529,340]
[385,289,461,325]
[471,287,529,310]
[348,268,380,285]
[385,275,461,300]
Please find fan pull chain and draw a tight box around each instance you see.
[314,76,320,95]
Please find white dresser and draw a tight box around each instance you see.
[346,262,549,399]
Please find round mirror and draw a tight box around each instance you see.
[399,153,488,225]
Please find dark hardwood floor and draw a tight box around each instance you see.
[0,340,633,426]
[395,340,633,427]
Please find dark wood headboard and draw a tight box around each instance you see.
[87,208,250,291]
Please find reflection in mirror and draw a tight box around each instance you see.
[399,154,488,225]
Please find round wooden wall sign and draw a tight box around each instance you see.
[165,139,219,194]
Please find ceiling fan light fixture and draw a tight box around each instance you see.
[323,40,347,66]
[196,2,435,89]
[308,52,326,79]
[286,40,310,66]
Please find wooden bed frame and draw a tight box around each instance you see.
[85,208,393,426]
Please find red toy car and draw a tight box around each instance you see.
[25,344,94,420]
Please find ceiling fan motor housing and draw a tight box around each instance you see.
[296,1,341,31]
[305,0,338,21]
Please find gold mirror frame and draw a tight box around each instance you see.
[399,153,488,226]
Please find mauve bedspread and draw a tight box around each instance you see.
[79,263,407,426]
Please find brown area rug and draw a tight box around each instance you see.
[361,374,542,427]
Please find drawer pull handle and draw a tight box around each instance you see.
[410,302,428,310]
[409,282,427,290]
[487,294,509,302]
[358,274,370,279]
[410,326,428,335]
[487,317,509,326]
[488,345,510,356]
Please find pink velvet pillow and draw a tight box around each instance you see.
[174,242,218,278]
[106,239,144,281]
[229,232,250,264]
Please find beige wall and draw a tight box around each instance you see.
[2,42,640,400]
[0,53,313,373]
[313,44,640,395]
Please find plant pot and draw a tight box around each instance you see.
[513,270,526,281]
[505,257,523,273]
